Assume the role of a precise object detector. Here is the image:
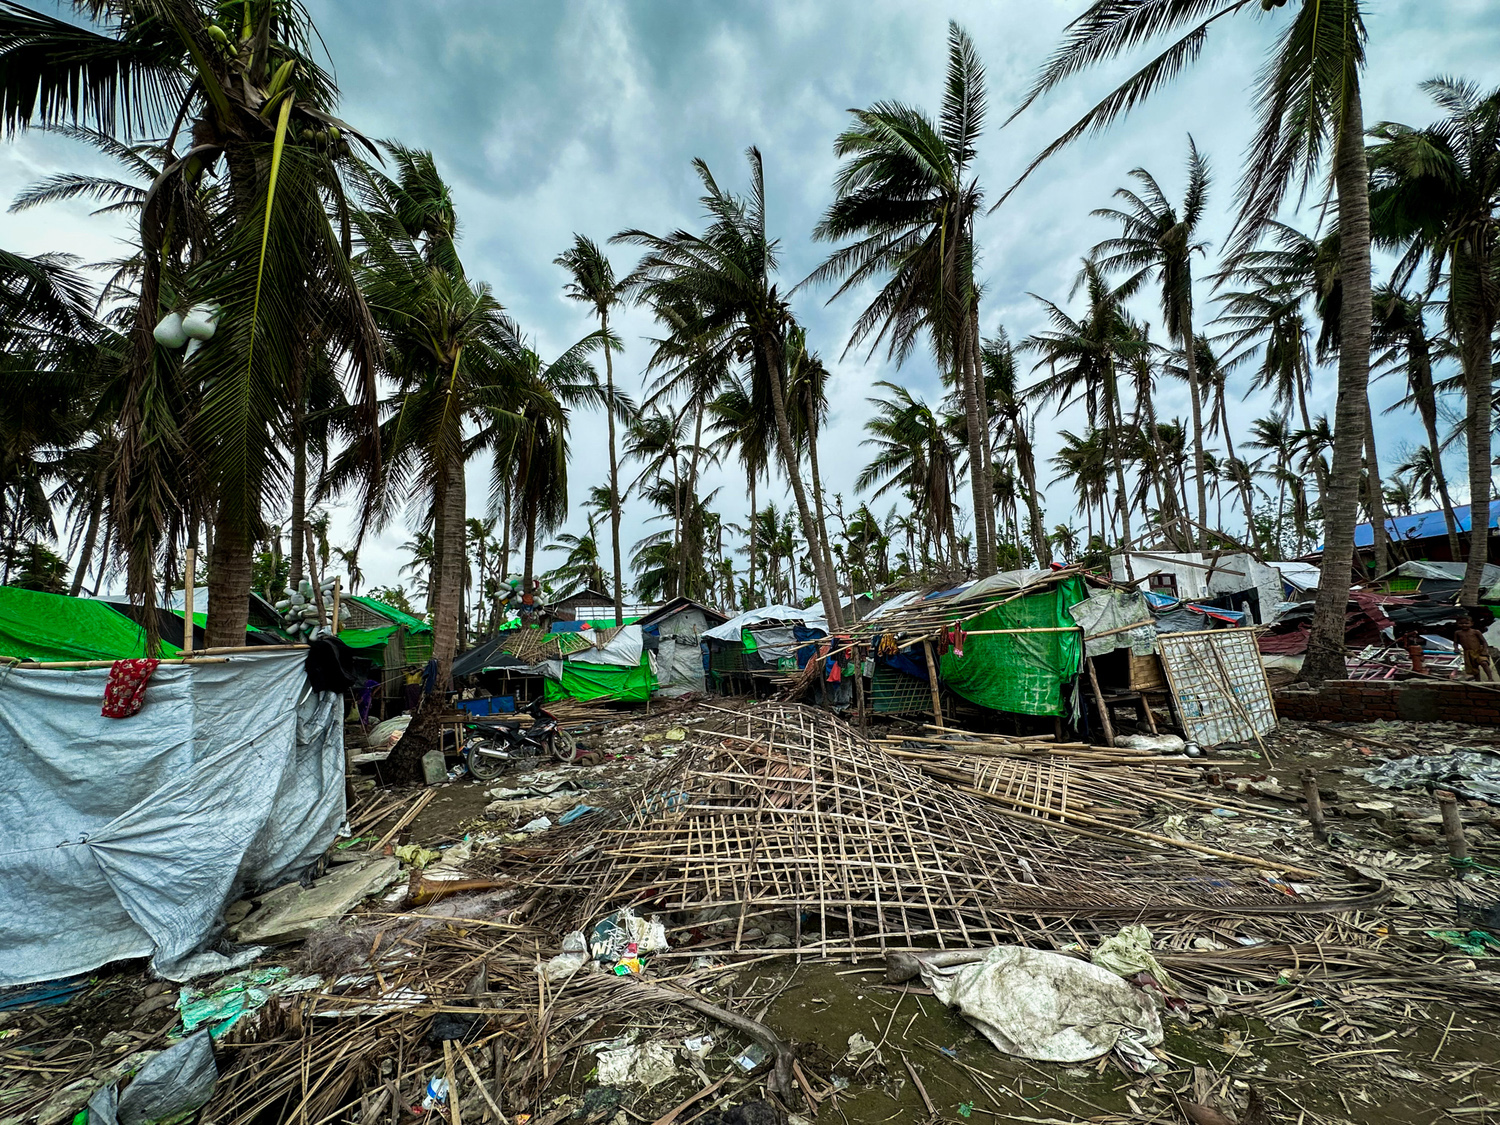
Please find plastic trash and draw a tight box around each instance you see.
[596,1040,678,1088]
[733,1043,770,1072]
[1090,925,1178,993]
[1113,734,1186,753]
[419,1076,449,1111]
[520,816,553,833]
[86,1031,216,1125]
[557,804,597,826]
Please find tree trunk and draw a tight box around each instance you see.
[522,504,537,589]
[1404,325,1463,559]
[747,473,757,608]
[1105,362,1134,552]
[206,511,253,648]
[500,485,511,583]
[1457,245,1495,605]
[69,489,103,597]
[1363,394,1389,576]
[969,306,998,569]
[288,399,306,592]
[686,397,707,602]
[432,446,466,691]
[805,401,840,622]
[763,338,841,624]
[1304,83,1373,685]
[95,508,113,596]
[602,311,625,625]
[957,331,994,578]
[1180,324,1209,547]
[1016,425,1051,567]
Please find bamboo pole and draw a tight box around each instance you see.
[12,656,231,670]
[332,577,342,636]
[921,639,943,730]
[182,546,195,656]
[1085,655,1115,746]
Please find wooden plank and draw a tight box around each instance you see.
[921,640,943,729]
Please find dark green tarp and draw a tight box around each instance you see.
[0,588,181,662]
[938,577,1087,717]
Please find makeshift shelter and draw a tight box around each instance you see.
[340,595,434,716]
[0,649,345,987]
[701,604,828,695]
[1351,500,1500,563]
[851,571,1088,719]
[0,587,182,662]
[638,597,728,696]
[1109,551,1289,624]
[542,623,655,703]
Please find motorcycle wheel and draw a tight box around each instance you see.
[551,730,581,763]
[466,740,509,781]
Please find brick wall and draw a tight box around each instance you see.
[1274,680,1500,726]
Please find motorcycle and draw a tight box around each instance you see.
[464,696,580,781]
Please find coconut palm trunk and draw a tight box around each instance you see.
[602,315,625,624]
[747,474,758,606]
[805,400,840,617]
[1216,396,1258,551]
[431,447,466,689]
[767,341,842,624]
[69,491,103,597]
[1403,328,1462,558]
[1180,327,1209,545]
[1363,395,1389,575]
[1458,243,1495,604]
[1304,85,1374,685]
[206,516,253,648]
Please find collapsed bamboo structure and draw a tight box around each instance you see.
[514,703,1381,957]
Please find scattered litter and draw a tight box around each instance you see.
[1366,750,1500,804]
[176,967,322,1038]
[557,804,599,825]
[1428,930,1500,956]
[683,1033,715,1060]
[393,844,441,868]
[917,946,1164,1065]
[85,1031,216,1125]
[1113,734,1186,753]
[590,907,669,964]
[596,1040,678,1087]
[1090,925,1178,993]
[733,1043,770,1072]
[845,1031,882,1064]
[419,1075,449,1111]
[520,816,553,833]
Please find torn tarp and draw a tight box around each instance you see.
[0,651,344,987]
[1365,750,1500,804]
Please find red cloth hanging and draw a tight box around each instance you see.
[102,658,160,719]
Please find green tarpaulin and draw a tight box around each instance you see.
[938,577,1086,717]
[337,625,398,651]
[544,657,655,703]
[0,588,181,662]
[347,595,432,634]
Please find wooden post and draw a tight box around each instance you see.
[331,577,342,635]
[1437,790,1468,864]
[853,646,868,734]
[181,547,195,655]
[922,639,943,729]
[1084,655,1115,746]
[304,524,326,626]
[1301,769,1326,841]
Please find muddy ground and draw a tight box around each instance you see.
[5,706,1500,1124]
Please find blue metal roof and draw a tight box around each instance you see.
[1352,501,1500,548]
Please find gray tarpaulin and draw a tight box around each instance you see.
[0,650,345,987]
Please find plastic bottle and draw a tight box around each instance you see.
[419,1076,448,1112]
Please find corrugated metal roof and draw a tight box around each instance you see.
[1351,501,1500,548]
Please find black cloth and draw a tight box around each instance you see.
[304,635,360,693]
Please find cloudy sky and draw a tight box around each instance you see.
[3,0,1497,598]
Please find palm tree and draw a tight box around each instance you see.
[624,409,691,596]
[1091,138,1212,544]
[1049,429,1112,544]
[786,326,841,603]
[614,148,843,625]
[980,331,1051,565]
[1370,285,1461,558]
[1023,259,1145,553]
[707,374,772,606]
[555,234,628,624]
[1246,415,1297,556]
[545,518,606,598]
[1369,78,1500,603]
[807,22,996,576]
[1007,0,1375,685]
[858,382,960,567]
[2,0,384,649]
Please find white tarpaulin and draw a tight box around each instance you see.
[918,945,1162,1064]
[702,604,828,643]
[571,623,643,668]
[0,650,345,987]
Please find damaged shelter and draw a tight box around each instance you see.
[851,569,1089,724]
[701,603,827,695]
[1109,549,1295,624]
[0,648,346,987]
[336,594,435,718]
[0,586,185,662]
[452,622,656,706]
[636,596,727,696]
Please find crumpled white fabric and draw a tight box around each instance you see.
[1090,924,1178,993]
[918,945,1163,1064]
